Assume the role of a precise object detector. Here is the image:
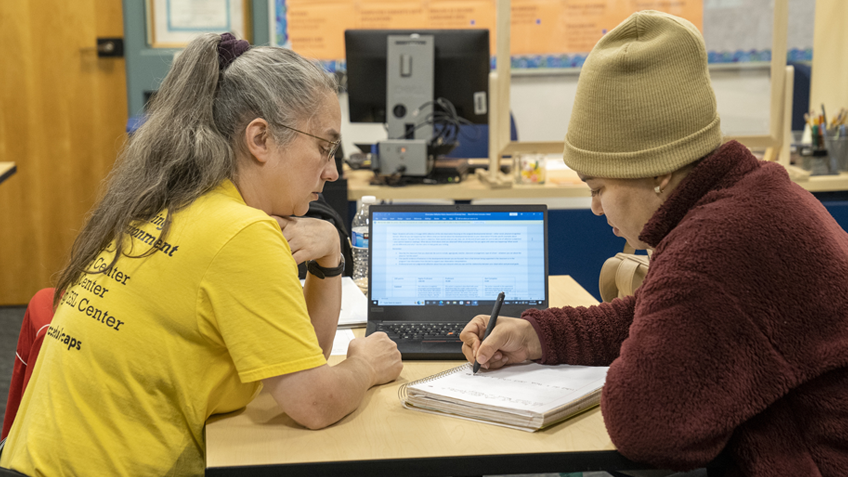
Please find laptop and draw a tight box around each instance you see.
[365,204,549,359]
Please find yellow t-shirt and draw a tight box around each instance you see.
[1,180,326,476]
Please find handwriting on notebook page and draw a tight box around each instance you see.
[413,363,608,413]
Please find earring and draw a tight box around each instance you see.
[654,186,662,194]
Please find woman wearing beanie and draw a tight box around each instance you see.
[0,33,402,476]
[461,11,848,477]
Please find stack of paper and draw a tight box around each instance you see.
[338,277,368,328]
[300,276,368,328]
[400,362,608,432]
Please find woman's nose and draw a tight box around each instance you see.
[323,160,339,181]
[590,197,604,216]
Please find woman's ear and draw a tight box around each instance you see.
[244,118,273,164]
[655,172,674,193]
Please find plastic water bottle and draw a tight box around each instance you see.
[351,195,377,294]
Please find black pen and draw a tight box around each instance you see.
[473,291,505,374]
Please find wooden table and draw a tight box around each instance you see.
[0,162,16,185]
[345,166,590,202]
[205,276,651,476]
[795,170,848,192]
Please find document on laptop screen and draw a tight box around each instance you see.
[370,211,546,307]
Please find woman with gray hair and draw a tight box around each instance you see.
[0,33,402,476]
[461,11,848,477]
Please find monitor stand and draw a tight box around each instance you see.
[377,34,434,177]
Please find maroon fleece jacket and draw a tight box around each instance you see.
[523,141,848,476]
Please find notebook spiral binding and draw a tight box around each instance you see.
[398,362,472,401]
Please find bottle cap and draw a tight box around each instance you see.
[362,195,378,203]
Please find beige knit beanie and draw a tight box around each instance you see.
[563,10,722,179]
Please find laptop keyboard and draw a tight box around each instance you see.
[375,322,464,342]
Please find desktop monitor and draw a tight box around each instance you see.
[344,29,490,127]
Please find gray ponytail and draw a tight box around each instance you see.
[54,33,337,307]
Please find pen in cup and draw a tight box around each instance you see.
[473,291,505,374]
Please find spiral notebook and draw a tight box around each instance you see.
[399,362,608,432]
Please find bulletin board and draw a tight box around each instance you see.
[272,0,814,70]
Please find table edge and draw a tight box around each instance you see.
[205,450,650,477]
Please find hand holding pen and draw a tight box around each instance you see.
[459,293,545,371]
[473,292,505,373]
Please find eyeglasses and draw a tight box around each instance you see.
[277,123,340,162]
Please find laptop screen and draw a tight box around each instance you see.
[368,204,548,321]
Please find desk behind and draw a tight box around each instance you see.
[345,164,848,202]
[205,276,650,476]
[344,166,590,202]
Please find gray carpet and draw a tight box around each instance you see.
[0,305,26,423]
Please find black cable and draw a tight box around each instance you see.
[386,98,478,148]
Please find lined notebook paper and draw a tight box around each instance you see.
[400,362,608,432]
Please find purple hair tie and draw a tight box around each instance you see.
[218,33,250,70]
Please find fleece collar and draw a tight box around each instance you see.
[639,140,760,248]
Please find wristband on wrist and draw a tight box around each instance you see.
[306,255,345,279]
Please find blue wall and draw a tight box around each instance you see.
[814,192,848,232]
[824,201,848,228]
[548,209,626,300]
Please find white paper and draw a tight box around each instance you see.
[331,329,356,356]
[409,362,608,414]
[149,0,246,46]
[300,277,368,328]
[168,0,229,29]
[338,277,368,327]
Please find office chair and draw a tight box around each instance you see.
[444,113,519,159]
[788,62,811,133]
[0,462,28,477]
[2,289,55,441]
[125,114,146,134]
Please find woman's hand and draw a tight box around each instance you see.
[274,216,341,267]
[459,315,543,370]
[275,216,342,356]
[346,332,403,387]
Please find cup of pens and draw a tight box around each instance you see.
[807,122,835,175]
[804,107,847,175]
[826,126,848,172]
